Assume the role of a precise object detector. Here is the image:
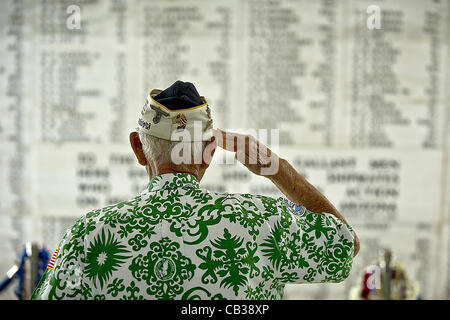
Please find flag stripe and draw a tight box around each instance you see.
[47,248,60,270]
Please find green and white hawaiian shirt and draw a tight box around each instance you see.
[32,173,355,300]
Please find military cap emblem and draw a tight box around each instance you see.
[172,113,187,131]
[150,104,170,124]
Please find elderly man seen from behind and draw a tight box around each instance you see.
[32,80,359,300]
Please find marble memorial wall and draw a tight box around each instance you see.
[0,0,449,299]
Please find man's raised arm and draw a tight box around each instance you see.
[214,128,360,256]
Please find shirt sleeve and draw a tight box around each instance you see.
[260,197,355,285]
[31,216,86,300]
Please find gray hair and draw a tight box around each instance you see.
[137,128,206,165]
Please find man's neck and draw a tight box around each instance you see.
[147,163,201,182]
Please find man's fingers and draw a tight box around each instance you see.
[214,128,244,152]
[215,128,270,164]
[213,129,229,150]
[235,149,246,163]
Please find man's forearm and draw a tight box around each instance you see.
[270,158,350,225]
[270,158,360,256]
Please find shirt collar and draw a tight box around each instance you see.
[147,173,200,192]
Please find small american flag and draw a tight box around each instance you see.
[47,248,60,270]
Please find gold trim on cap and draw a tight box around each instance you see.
[148,88,208,111]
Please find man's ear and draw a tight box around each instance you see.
[129,132,148,166]
[202,135,217,169]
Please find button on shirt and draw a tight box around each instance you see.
[32,173,355,300]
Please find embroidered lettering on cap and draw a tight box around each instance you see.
[138,118,151,130]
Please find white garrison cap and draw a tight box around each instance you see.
[138,88,213,142]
